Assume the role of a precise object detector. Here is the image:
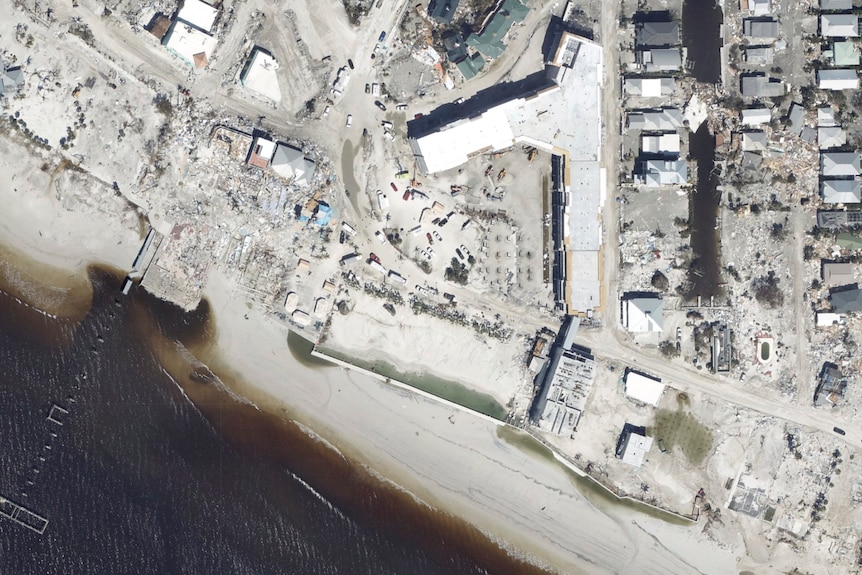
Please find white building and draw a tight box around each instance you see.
[621,293,664,332]
[742,131,768,152]
[271,144,315,187]
[821,0,851,9]
[163,22,218,68]
[740,108,772,126]
[240,48,282,103]
[821,179,862,203]
[624,77,675,97]
[818,69,859,91]
[626,108,683,131]
[409,31,603,315]
[821,14,859,37]
[821,152,861,177]
[624,370,665,406]
[617,425,653,467]
[176,0,218,33]
[819,126,846,150]
[639,159,687,187]
[641,133,680,154]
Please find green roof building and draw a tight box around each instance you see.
[456,53,486,80]
[465,0,529,59]
[833,41,860,67]
[837,232,862,250]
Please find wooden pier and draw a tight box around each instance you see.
[0,496,48,534]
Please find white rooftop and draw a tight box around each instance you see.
[818,107,837,127]
[164,22,217,69]
[240,48,282,103]
[620,429,653,467]
[624,371,665,406]
[253,137,276,160]
[271,144,315,187]
[624,77,675,97]
[816,312,845,327]
[622,295,664,331]
[819,126,846,150]
[176,0,218,33]
[822,152,861,177]
[641,133,680,154]
[821,179,862,203]
[818,69,859,91]
[740,108,772,126]
[821,14,859,37]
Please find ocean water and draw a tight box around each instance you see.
[0,267,552,575]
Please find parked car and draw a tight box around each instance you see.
[378,31,387,42]
[834,427,846,435]
[426,232,433,245]
[374,100,387,111]
[365,84,371,94]
[433,231,442,242]
[460,245,472,258]
[322,105,330,117]
[455,248,464,260]
[402,190,411,201]
[347,59,354,69]
[346,114,353,127]
[390,182,398,191]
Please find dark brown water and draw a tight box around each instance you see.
[686,121,723,299]
[682,0,723,84]
[0,265,554,575]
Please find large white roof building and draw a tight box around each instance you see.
[624,370,665,406]
[409,31,604,315]
[163,22,218,68]
[176,0,218,33]
[240,48,282,103]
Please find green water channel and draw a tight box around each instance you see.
[495,426,693,526]
[287,331,336,368]
[315,346,508,421]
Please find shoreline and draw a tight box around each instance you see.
[312,343,698,527]
[0,168,741,573]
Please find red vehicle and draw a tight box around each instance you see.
[426,233,433,245]
[390,182,398,192]
[369,252,381,264]
[402,190,411,201]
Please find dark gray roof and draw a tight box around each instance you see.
[831,287,862,313]
[740,75,785,98]
[636,21,680,47]
[428,0,460,23]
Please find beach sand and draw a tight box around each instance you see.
[0,155,741,573]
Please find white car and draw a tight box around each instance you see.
[433,231,442,242]
[460,244,472,258]
[346,114,353,127]
[427,247,436,259]
[322,106,330,117]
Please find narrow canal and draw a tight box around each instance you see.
[686,121,723,299]
[682,0,723,84]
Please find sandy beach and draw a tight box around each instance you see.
[0,154,742,574]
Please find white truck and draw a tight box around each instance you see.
[377,190,389,211]
[387,270,407,284]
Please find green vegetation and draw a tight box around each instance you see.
[652,407,714,466]
[444,257,470,285]
[69,21,95,46]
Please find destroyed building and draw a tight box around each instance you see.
[814,363,848,407]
